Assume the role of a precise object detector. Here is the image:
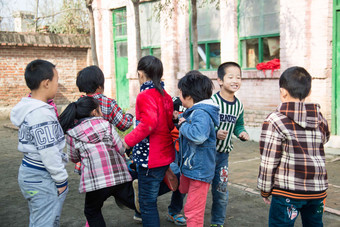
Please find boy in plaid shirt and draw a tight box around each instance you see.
[257,66,330,226]
[76,65,133,131]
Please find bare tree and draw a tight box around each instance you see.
[85,0,98,66]
[191,0,199,70]
[131,0,142,61]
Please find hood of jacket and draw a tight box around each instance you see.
[67,117,108,144]
[183,99,220,127]
[11,97,54,126]
[278,102,320,129]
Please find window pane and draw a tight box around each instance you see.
[116,11,126,24]
[152,48,161,59]
[196,0,220,42]
[239,0,279,37]
[198,44,207,69]
[263,37,280,62]
[116,24,127,36]
[116,42,127,58]
[242,39,259,68]
[140,2,161,47]
[209,43,221,69]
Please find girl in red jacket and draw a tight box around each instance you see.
[124,55,175,227]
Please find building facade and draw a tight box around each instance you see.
[78,0,339,144]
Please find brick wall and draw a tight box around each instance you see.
[0,32,91,118]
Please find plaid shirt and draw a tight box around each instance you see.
[88,93,133,131]
[66,117,131,193]
[257,102,329,199]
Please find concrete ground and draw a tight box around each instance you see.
[1,119,340,226]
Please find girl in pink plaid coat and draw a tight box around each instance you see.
[59,96,139,226]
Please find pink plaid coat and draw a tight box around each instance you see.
[66,117,131,193]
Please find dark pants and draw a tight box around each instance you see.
[84,182,135,227]
[269,195,325,227]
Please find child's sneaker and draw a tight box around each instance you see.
[167,213,186,226]
[210,224,223,227]
[133,179,140,213]
[133,212,142,223]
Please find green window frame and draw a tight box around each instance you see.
[189,0,221,70]
[238,0,280,69]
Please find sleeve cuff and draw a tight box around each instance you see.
[56,179,68,188]
[261,190,271,198]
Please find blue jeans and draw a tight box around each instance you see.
[211,152,229,225]
[162,162,185,215]
[138,165,169,227]
[269,195,325,227]
[18,165,68,227]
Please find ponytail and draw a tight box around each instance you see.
[59,102,77,133]
[137,55,164,95]
[59,96,99,133]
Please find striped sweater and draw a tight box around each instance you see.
[257,102,330,200]
[211,92,247,153]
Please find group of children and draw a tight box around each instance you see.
[10,55,330,227]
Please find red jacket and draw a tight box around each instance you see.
[124,88,175,168]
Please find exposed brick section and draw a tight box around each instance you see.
[0,33,91,118]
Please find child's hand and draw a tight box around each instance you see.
[58,185,67,195]
[178,117,186,125]
[217,130,228,140]
[238,131,249,141]
[263,197,271,205]
[173,111,179,120]
[123,140,130,149]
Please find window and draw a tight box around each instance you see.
[190,0,221,70]
[239,0,280,69]
[139,1,161,59]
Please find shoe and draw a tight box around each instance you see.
[85,221,89,227]
[133,212,142,223]
[133,179,140,213]
[210,224,223,227]
[167,213,186,226]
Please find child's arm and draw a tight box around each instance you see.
[233,111,249,141]
[29,111,68,190]
[107,100,134,131]
[319,112,330,144]
[257,119,283,201]
[109,124,125,156]
[125,93,171,147]
[66,135,81,163]
[179,110,211,145]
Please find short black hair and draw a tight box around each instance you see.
[24,59,56,90]
[178,70,214,103]
[76,65,105,93]
[217,62,241,80]
[279,66,311,100]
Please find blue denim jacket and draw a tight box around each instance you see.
[179,99,220,183]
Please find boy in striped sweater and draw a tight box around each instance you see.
[257,66,329,226]
[210,62,249,227]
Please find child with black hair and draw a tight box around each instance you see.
[59,96,139,227]
[210,62,249,227]
[76,65,133,131]
[10,59,68,226]
[123,55,175,227]
[177,70,220,227]
[258,66,330,226]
